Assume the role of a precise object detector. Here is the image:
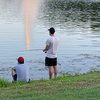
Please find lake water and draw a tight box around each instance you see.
[0,0,100,81]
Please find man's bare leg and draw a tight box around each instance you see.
[49,66,54,79]
[54,66,58,78]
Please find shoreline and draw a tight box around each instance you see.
[0,71,100,100]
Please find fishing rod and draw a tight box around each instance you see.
[19,49,43,52]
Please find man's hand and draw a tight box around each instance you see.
[43,49,47,53]
[43,45,49,53]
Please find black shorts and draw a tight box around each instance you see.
[45,57,57,66]
[13,74,17,81]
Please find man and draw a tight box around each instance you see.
[12,57,30,82]
[43,27,59,79]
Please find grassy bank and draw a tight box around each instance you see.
[0,71,100,100]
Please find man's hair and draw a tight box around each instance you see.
[48,27,55,34]
[19,61,24,64]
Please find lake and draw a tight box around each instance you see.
[0,0,100,81]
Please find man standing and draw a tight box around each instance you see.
[12,57,30,82]
[43,27,59,79]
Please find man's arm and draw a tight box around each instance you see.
[43,45,49,53]
[12,68,16,76]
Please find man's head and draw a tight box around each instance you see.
[48,27,55,35]
[18,57,24,64]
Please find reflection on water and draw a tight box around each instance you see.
[0,0,22,22]
[42,0,100,30]
[0,0,100,81]
[23,0,39,50]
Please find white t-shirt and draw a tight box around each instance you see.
[13,63,30,82]
[46,35,59,58]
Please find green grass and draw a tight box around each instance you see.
[0,71,100,100]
